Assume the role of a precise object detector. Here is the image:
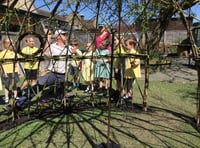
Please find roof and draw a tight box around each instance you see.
[1,0,67,22]
[135,17,193,31]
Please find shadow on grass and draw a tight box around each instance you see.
[0,86,199,148]
[0,95,5,105]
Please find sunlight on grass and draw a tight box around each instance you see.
[0,80,199,147]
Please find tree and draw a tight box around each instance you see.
[1,0,200,125]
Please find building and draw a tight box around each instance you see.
[135,17,193,55]
[0,0,193,54]
[0,0,68,34]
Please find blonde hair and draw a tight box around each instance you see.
[86,42,95,51]
[25,35,35,42]
[3,38,13,50]
[114,34,124,46]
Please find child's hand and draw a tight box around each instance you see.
[71,47,77,54]
[92,58,97,63]
[101,61,105,65]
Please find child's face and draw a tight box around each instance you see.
[125,40,135,50]
[71,42,78,49]
[100,42,107,49]
[4,39,13,50]
[125,41,130,50]
[99,26,105,33]
[27,37,35,48]
[86,43,92,51]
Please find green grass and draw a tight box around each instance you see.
[0,80,200,148]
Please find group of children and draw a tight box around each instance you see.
[0,36,40,104]
[69,33,141,100]
[0,27,141,106]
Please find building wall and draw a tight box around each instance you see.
[164,30,187,45]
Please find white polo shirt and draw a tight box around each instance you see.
[47,43,72,74]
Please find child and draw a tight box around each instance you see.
[113,35,126,96]
[69,39,82,88]
[122,37,141,99]
[93,40,111,96]
[96,23,111,52]
[20,36,39,90]
[81,42,95,93]
[0,38,21,103]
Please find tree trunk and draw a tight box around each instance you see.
[196,60,200,126]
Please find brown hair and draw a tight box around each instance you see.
[124,37,137,46]
[70,38,78,46]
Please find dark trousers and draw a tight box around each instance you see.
[15,82,64,109]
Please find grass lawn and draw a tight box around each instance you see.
[0,79,199,148]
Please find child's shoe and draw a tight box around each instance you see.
[15,97,20,100]
[5,97,9,104]
[84,86,90,93]
[122,95,129,100]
